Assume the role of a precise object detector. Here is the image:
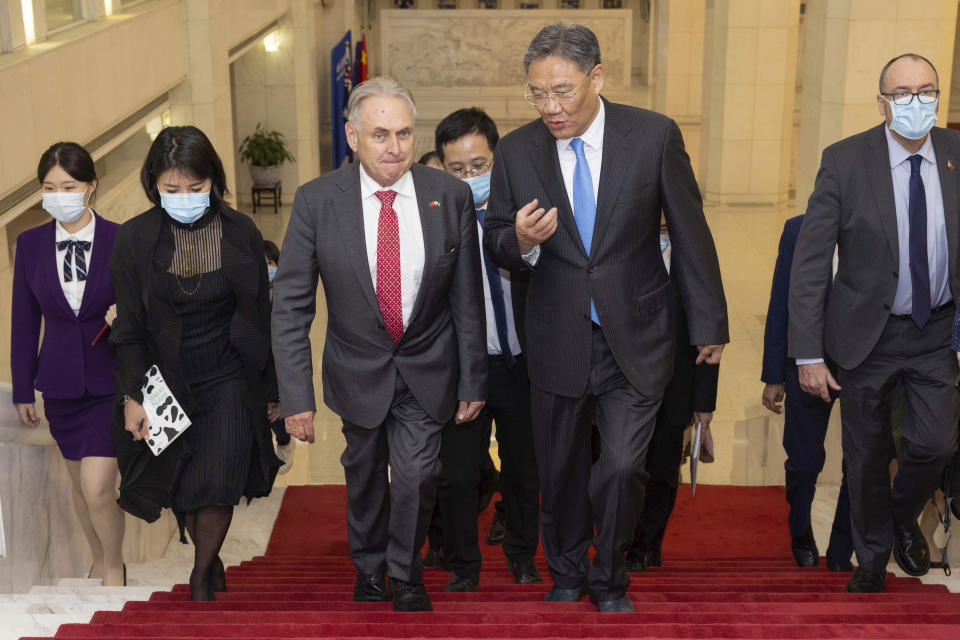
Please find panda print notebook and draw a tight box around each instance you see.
[141,365,192,456]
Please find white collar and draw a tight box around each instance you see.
[885,124,936,169]
[557,99,606,153]
[359,163,416,200]
[56,210,96,242]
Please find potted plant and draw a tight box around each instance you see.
[238,123,295,185]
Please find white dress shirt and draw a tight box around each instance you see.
[55,212,96,316]
[359,164,425,328]
[885,125,951,314]
[477,217,522,356]
[524,101,606,266]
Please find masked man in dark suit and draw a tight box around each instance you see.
[484,24,728,612]
[789,54,960,592]
[271,77,487,612]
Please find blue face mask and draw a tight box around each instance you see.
[160,191,210,224]
[887,97,938,140]
[267,264,277,283]
[660,234,670,254]
[463,172,491,205]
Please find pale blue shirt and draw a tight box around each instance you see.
[477,216,522,356]
[885,126,951,315]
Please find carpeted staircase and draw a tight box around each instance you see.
[20,485,960,639]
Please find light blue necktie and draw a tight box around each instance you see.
[571,137,599,325]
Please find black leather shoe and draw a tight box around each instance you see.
[646,549,662,567]
[444,573,479,592]
[423,546,447,569]
[354,572,391,602]
[391,579,432,611]
[544,583,588,602]
[625,555,646,572]
[486,519,506,545]
[507,558,543,584]
[845,567,885,593]
[825,554,853,572]
[893,517,930,576]
[590,593,635,612]
[791,526,819,567]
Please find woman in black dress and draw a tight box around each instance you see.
[109,126,280,601]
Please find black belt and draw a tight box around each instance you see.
[489,353,522,365]
[891,301,954,319]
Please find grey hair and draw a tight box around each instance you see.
[522,23,601,74]
[347,76,418,130]
[878,53,939,92]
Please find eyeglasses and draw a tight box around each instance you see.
[524,67,596,107]
[447,163,491,178]
[881,89,940,106]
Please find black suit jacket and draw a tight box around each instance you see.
[272,162,487,428]
[109,205,279,522]
[789,124,960,368]
[484,99,728,397]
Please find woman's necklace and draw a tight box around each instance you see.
[175,223,203,296]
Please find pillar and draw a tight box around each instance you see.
[698,0,801,206]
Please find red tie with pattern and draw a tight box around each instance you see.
[375,190,403,343]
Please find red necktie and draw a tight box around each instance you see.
[375,190,403,343]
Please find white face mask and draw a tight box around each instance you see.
[42,189,89,224]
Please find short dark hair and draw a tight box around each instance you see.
[37,142,97,186]
[523,23,601,74]
[434,108,499,163]
[879,53,939,92]
[140,126,229,211]
[418,151,441,165]
[264,239,280,264]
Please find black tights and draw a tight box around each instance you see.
[184,506,233,601]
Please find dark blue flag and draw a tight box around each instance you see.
[331,31,353,169]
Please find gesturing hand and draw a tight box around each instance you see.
[286,411,317,443]
[798,362,841,403]
[515,198,558,255]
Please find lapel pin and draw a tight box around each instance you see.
[948,160,955,171]
[429,200,440,207]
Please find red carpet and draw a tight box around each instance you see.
[26,484,960,639]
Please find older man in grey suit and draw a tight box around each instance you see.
[789,54,960,593]
[271,77,487,612]
[484,24,728,612]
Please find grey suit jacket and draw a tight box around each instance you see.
[483,99,728,397]
[788,124,960,369]
[272,162,487,428]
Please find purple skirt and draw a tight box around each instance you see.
[43,393,116,460]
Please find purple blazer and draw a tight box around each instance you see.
[11,215,119,404]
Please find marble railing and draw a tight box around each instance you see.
[0,383,176,594]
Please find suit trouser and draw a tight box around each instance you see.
[837,306,960,574]
[341,372,444,584]
[783,364,854,563]
[531,327,661,601]
[439,355,541,577]
[628,406,683,559]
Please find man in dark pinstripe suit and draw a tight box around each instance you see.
[484,24,728,612]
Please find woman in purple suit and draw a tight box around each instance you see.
[11,142,126,586]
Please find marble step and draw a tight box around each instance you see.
[0,612,89,640]
[28,586,159,597]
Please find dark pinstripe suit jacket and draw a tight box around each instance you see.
[484,99,728,397]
